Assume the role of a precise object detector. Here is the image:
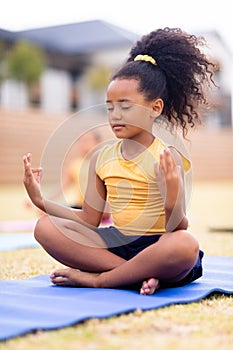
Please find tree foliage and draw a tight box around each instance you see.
[87,64,111,92]
[7,40,45,85]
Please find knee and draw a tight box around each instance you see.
[176,230,200,265]
[163,230,199,267]
[34,215,50,244]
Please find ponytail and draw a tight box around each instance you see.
[111,27,217,137]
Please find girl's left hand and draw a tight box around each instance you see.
[155,148,184,211]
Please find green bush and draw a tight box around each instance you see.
[7,40,45,85]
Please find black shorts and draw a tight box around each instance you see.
[95,226,204,288]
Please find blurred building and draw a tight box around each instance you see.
[200,30,232,128]
[0,21,232,126]
[0,22,232,184]
[0,20,138,114]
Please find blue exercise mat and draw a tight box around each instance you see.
[0,233,39,251]
[0,255,232,341]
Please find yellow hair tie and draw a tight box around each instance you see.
[134,54,157,66]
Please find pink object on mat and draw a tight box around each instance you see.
[0,220,37,232]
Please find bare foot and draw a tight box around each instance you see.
[140,278,160,295]
[50,268,100,287]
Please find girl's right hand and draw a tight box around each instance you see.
[23,153,44,211]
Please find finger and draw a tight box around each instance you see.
[177,165,182,175]
[154,161,164,184]
[23,153,29,162]
[159,151,167,173]
[31,168,42,174]
[154,160,159,175]
[35,168,43,182]
[23,154,29,166]
[23,156,32,176]
[23,154,31,169]
[164,149,175,169]
[27,153,32,163]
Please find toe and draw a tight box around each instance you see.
[50,269,70,285]
[140,278,160,295]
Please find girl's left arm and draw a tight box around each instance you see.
[155,147,188,232]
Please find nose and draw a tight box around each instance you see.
[108,104,122,121]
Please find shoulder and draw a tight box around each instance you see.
[152,138,190,171]
[168,146,191,173]
[151,137,168,152]
[88,140,120,175]
[149,138,167,161]
[96,141,120,164]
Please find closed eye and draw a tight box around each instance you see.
[105,101,133,112]
[106,102,114,111]
[120,105,132,110]
[119,101,133,110]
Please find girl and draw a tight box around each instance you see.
[23,27,216,295]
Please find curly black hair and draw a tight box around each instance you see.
[111,27,217,137]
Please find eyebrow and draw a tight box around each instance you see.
[106,98,133,103]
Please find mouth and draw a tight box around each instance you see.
[112,124,126,131]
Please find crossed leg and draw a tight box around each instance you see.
[35,215,199,295]
[34,215,125,272]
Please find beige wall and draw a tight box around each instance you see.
[186,127,233,181]
[0,109,232,184]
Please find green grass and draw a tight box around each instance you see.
[0,181,233,349]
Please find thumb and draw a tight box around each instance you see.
[33,167,43,182]
[154,160,159,174]
[177,165,182,176]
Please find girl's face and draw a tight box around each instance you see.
[106,78,161,142]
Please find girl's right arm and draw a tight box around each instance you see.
[23,151,106,227]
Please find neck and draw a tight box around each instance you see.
[121,134,155,160]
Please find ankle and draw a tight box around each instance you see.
[94,271,109,288]
[91,273,103,288]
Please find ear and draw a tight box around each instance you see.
[150,98,164,119]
